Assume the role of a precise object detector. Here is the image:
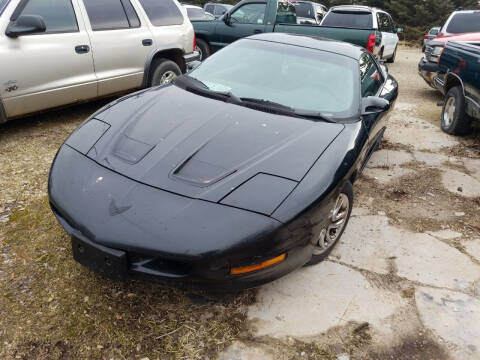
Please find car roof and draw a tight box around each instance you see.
[246,33,364,60]
[330,5,388,14]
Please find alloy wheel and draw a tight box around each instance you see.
[443,96,456,127]
[159,71,177,85]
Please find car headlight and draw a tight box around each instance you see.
[428,45,445,63]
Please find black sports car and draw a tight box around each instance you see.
[49,33,398,290]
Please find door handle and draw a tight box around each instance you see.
[142,39,153,46]
[253,30,263,34]
[75,45,90,54]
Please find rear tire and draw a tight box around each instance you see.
[305,182,353,266]
[387,46,397,63]
[149,59,181,87]
[441,86,472,136]
[196,38,211,61]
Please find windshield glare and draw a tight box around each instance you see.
[187,39,359,119]
[0,0,9,15]
[446,13,480,34]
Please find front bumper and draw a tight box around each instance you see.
[49,145,313,290]
[418,58,440,89]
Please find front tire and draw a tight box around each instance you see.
[441,86,472,136]
[196,38,211,61]
[306,182,353,266]
[387,46,397,63]
[149,59,181,87]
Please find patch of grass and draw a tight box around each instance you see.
[0,197,254,359]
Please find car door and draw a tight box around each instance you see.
[388,15,399,53]
[0,0,96,118]
[215,2,267,47]
[79,0,153,97]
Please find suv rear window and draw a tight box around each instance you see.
[294,2,315,19]
[138,0,183,26]
[322,11,373,29]
[446,13,480,34]
[84,0,140,30]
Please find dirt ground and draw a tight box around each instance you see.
[1,47,479,360]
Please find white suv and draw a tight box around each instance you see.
[321,5,399,63]
[0,0,198,122]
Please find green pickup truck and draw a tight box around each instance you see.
[192,0,382,60]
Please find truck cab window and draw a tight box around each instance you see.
[231,3,266,24]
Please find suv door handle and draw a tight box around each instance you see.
[142,39,153,46]
[254,30,263,34]
[75,45,90,54]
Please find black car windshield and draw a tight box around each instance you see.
[322,11,373,29]
[294,2,315,19]
[187,7,207,20]
[186,39,360,119]
[446,12,480,34]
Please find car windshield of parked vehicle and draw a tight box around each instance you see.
[186,39,359,119]
[186,7,207,20]
[322,11,373,29]
[446,13,480,34]
[294,3,315,19]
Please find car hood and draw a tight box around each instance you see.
[435,32,480,43]
[74,85,345,203]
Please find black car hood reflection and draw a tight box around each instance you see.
[82,85,345,202]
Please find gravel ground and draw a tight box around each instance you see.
[0,47,479,360]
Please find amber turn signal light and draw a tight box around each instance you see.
[230,254,286,275]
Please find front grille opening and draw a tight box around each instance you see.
[128,253,192,276]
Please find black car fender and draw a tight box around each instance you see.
[443,72,465,96]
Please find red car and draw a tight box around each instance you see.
[418,10,480,88]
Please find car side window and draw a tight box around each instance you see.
[84,0,140,30]
[214,5,226,16]
[359,53,383,97]
[19,0,78,33]
[231,3,266,24]
[138,0,183,26]
[388,15,395,33]
[376,13,389,33]
[205,4,214,14]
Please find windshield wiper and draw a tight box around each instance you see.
[292,110,337,123]
[174,75,242,104]
[240,97,294,111]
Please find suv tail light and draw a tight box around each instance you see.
[424,34,429,39]
[193,34,197,51]
[366,34,376,53]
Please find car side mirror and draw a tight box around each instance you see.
[6,15,46,38]
[223,13,231,25]
[362,96,390,115]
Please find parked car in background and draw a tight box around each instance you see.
[192,0,383,61]
[321,5,399,63]
[183,4,215,21]
[204,2,233,18]
[435,41,480,135]
[0,0,198,123]
[293,1,328,25]
[418,32,480,88]
[422,26,441,52]
[437,9,480,38]
[49,33,398,289]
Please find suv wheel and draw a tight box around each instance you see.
[149,59,181,87]
[387,46,397,63]
[196,38,210,61]
[441,86,472,136]
[305,182,353,266]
